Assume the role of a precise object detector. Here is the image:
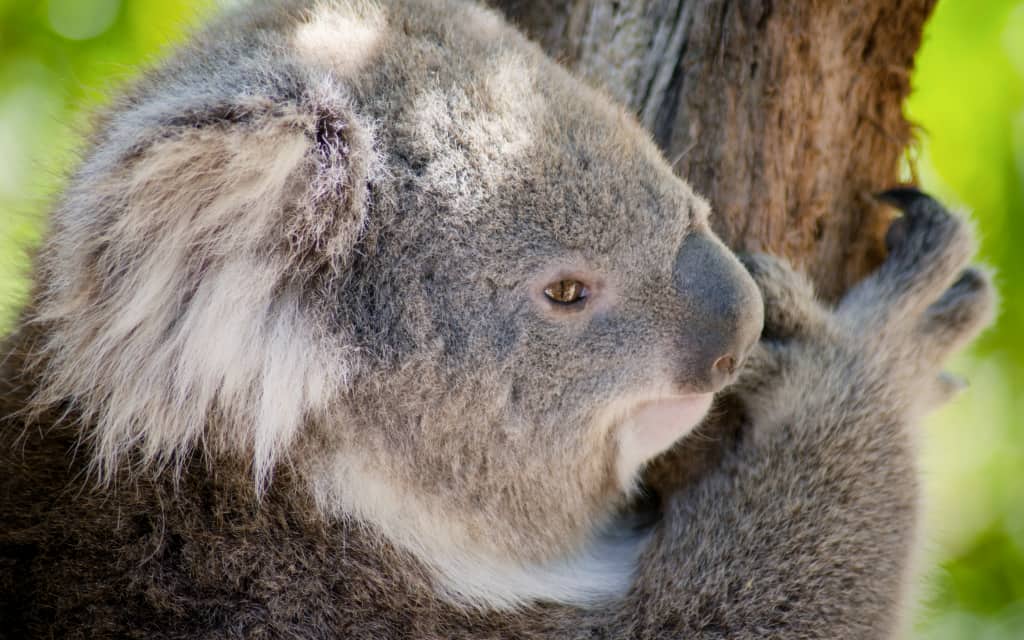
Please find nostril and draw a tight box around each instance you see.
[708,354,738,391]
[713,355,736,377]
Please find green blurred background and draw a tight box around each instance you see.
[0,1,1021,637]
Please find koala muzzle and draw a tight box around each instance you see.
[673,231,764,393]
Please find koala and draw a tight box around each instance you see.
[0,0,994,638]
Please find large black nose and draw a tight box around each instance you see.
[673,231,764,393]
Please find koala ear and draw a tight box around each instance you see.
[33,89,373,490]
[108,92,373,271]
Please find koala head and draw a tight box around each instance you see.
[27,0,762,609]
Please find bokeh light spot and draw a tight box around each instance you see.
[47,0,122,41]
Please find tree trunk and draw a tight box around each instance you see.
[490,0,937,488]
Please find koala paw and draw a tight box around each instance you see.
[845,191,995,379]
[843,189,979,324]
[735,190,995,420]
[731,252,828,402]
[737,254,823,342]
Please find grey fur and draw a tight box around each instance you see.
[0,1,994,638]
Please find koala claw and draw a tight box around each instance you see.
[875,186,932,211]
[876,187,937,253]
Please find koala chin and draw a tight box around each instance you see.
[0,0,994,637]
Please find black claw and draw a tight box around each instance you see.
[875,186,935,211]
[950,268,987,293]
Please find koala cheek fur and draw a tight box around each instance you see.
[0,1,994,638]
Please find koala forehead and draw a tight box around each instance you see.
[399,57,700,264]
[289,0,704,269]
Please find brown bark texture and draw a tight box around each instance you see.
[492,0,936,301]
[490,0,937,490]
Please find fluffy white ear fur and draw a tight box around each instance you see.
[31,89,374,491]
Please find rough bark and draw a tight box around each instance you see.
[493,0,935,301]
[490,0,937,490]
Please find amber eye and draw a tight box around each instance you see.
[544,279,588,305]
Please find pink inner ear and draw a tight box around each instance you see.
[615,394,714,488]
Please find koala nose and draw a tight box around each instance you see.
[673,230,764,393]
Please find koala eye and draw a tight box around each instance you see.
[544,279,588,305]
